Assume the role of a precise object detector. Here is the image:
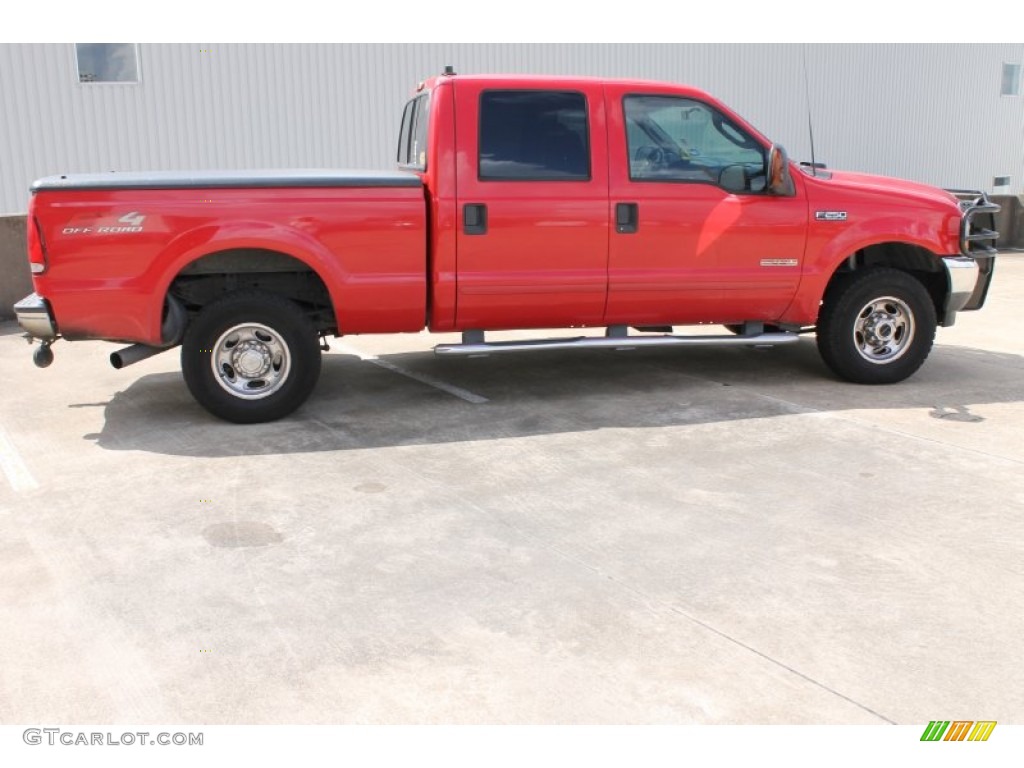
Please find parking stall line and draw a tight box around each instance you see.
[334,342,489,405]
[0,424,39,493]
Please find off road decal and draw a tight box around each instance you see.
[63,211,147,235]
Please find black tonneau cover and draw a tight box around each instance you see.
[31,169,422,192]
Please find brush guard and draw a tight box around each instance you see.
[943,189,1000,314]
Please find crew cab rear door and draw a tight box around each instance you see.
[453,80,609,329]
[604,84,807,325]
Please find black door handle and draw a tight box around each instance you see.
[464,203,487,235]
[616,202,638,234]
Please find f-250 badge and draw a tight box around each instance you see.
[815,211,848,221]
[63,212,146,235]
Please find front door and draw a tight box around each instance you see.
[605,86,808,326]
[454,82,610,329]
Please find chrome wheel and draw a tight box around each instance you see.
[182,292,321,423]
[211,323,291,399]
[852,296,915,364]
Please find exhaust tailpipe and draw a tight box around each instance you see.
[110,295,188,369]
[110,343,174,369]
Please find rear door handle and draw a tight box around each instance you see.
[616,202,638,234]
[464,203,487,235]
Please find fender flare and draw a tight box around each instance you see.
[142,221,349,340]
[781,215,952,325]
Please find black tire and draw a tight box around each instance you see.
[816,268,936,384]
[181,291,322,423]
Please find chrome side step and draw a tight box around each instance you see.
[434,328,800,356]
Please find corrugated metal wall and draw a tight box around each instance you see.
[0,43,1021,214]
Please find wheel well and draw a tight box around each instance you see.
[167,249,337,334]
[826,242,946,323]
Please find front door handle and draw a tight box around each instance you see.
[616,202,638,234]
[464,203,487,235]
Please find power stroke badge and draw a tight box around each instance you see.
[815,211,848,221]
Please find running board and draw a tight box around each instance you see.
[434,329,800,356]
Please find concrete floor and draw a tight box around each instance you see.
[1,259,1022,725]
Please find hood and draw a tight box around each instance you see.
[807,169,961,210]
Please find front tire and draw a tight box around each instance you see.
[816,268,936,384]
[181,292,322,423]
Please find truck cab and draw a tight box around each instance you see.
[405,74,809,332]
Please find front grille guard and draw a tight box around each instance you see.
[945,189,1000,257]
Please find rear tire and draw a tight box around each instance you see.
[816,268,936,384]
[181,292,322,423]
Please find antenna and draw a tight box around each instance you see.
[801,45,817,177]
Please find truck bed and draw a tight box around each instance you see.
[32,169,422,191]
[29,170,428,345]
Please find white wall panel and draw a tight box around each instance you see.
[1,43,1021,214]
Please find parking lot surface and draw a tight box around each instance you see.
[1,258,1022,724]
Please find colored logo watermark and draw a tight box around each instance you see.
[920,721,996,742]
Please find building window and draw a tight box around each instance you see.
[993,176,1011,188]
[1001,63,1021,96]
[76,44,139,84]
[478,90,590,181]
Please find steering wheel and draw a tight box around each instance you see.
[635,146,668,172]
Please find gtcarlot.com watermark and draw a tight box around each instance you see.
[23,728,203,746]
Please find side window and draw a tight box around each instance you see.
[409,93,430,169]
[396,100,414,165]
[479,90,590,181]
[624,95,766,191]
[397,93,429,170]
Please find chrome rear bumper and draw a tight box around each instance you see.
[13,293,58,341]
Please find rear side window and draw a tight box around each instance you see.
[397,101,414,164]
[479,90,590,181]
[397,93,430,170]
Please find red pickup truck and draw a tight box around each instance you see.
[15,71,999,423]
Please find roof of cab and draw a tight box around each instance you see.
[418,73,713,100]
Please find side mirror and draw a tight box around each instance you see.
[768,144,795,196]
[719,164,748,193]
